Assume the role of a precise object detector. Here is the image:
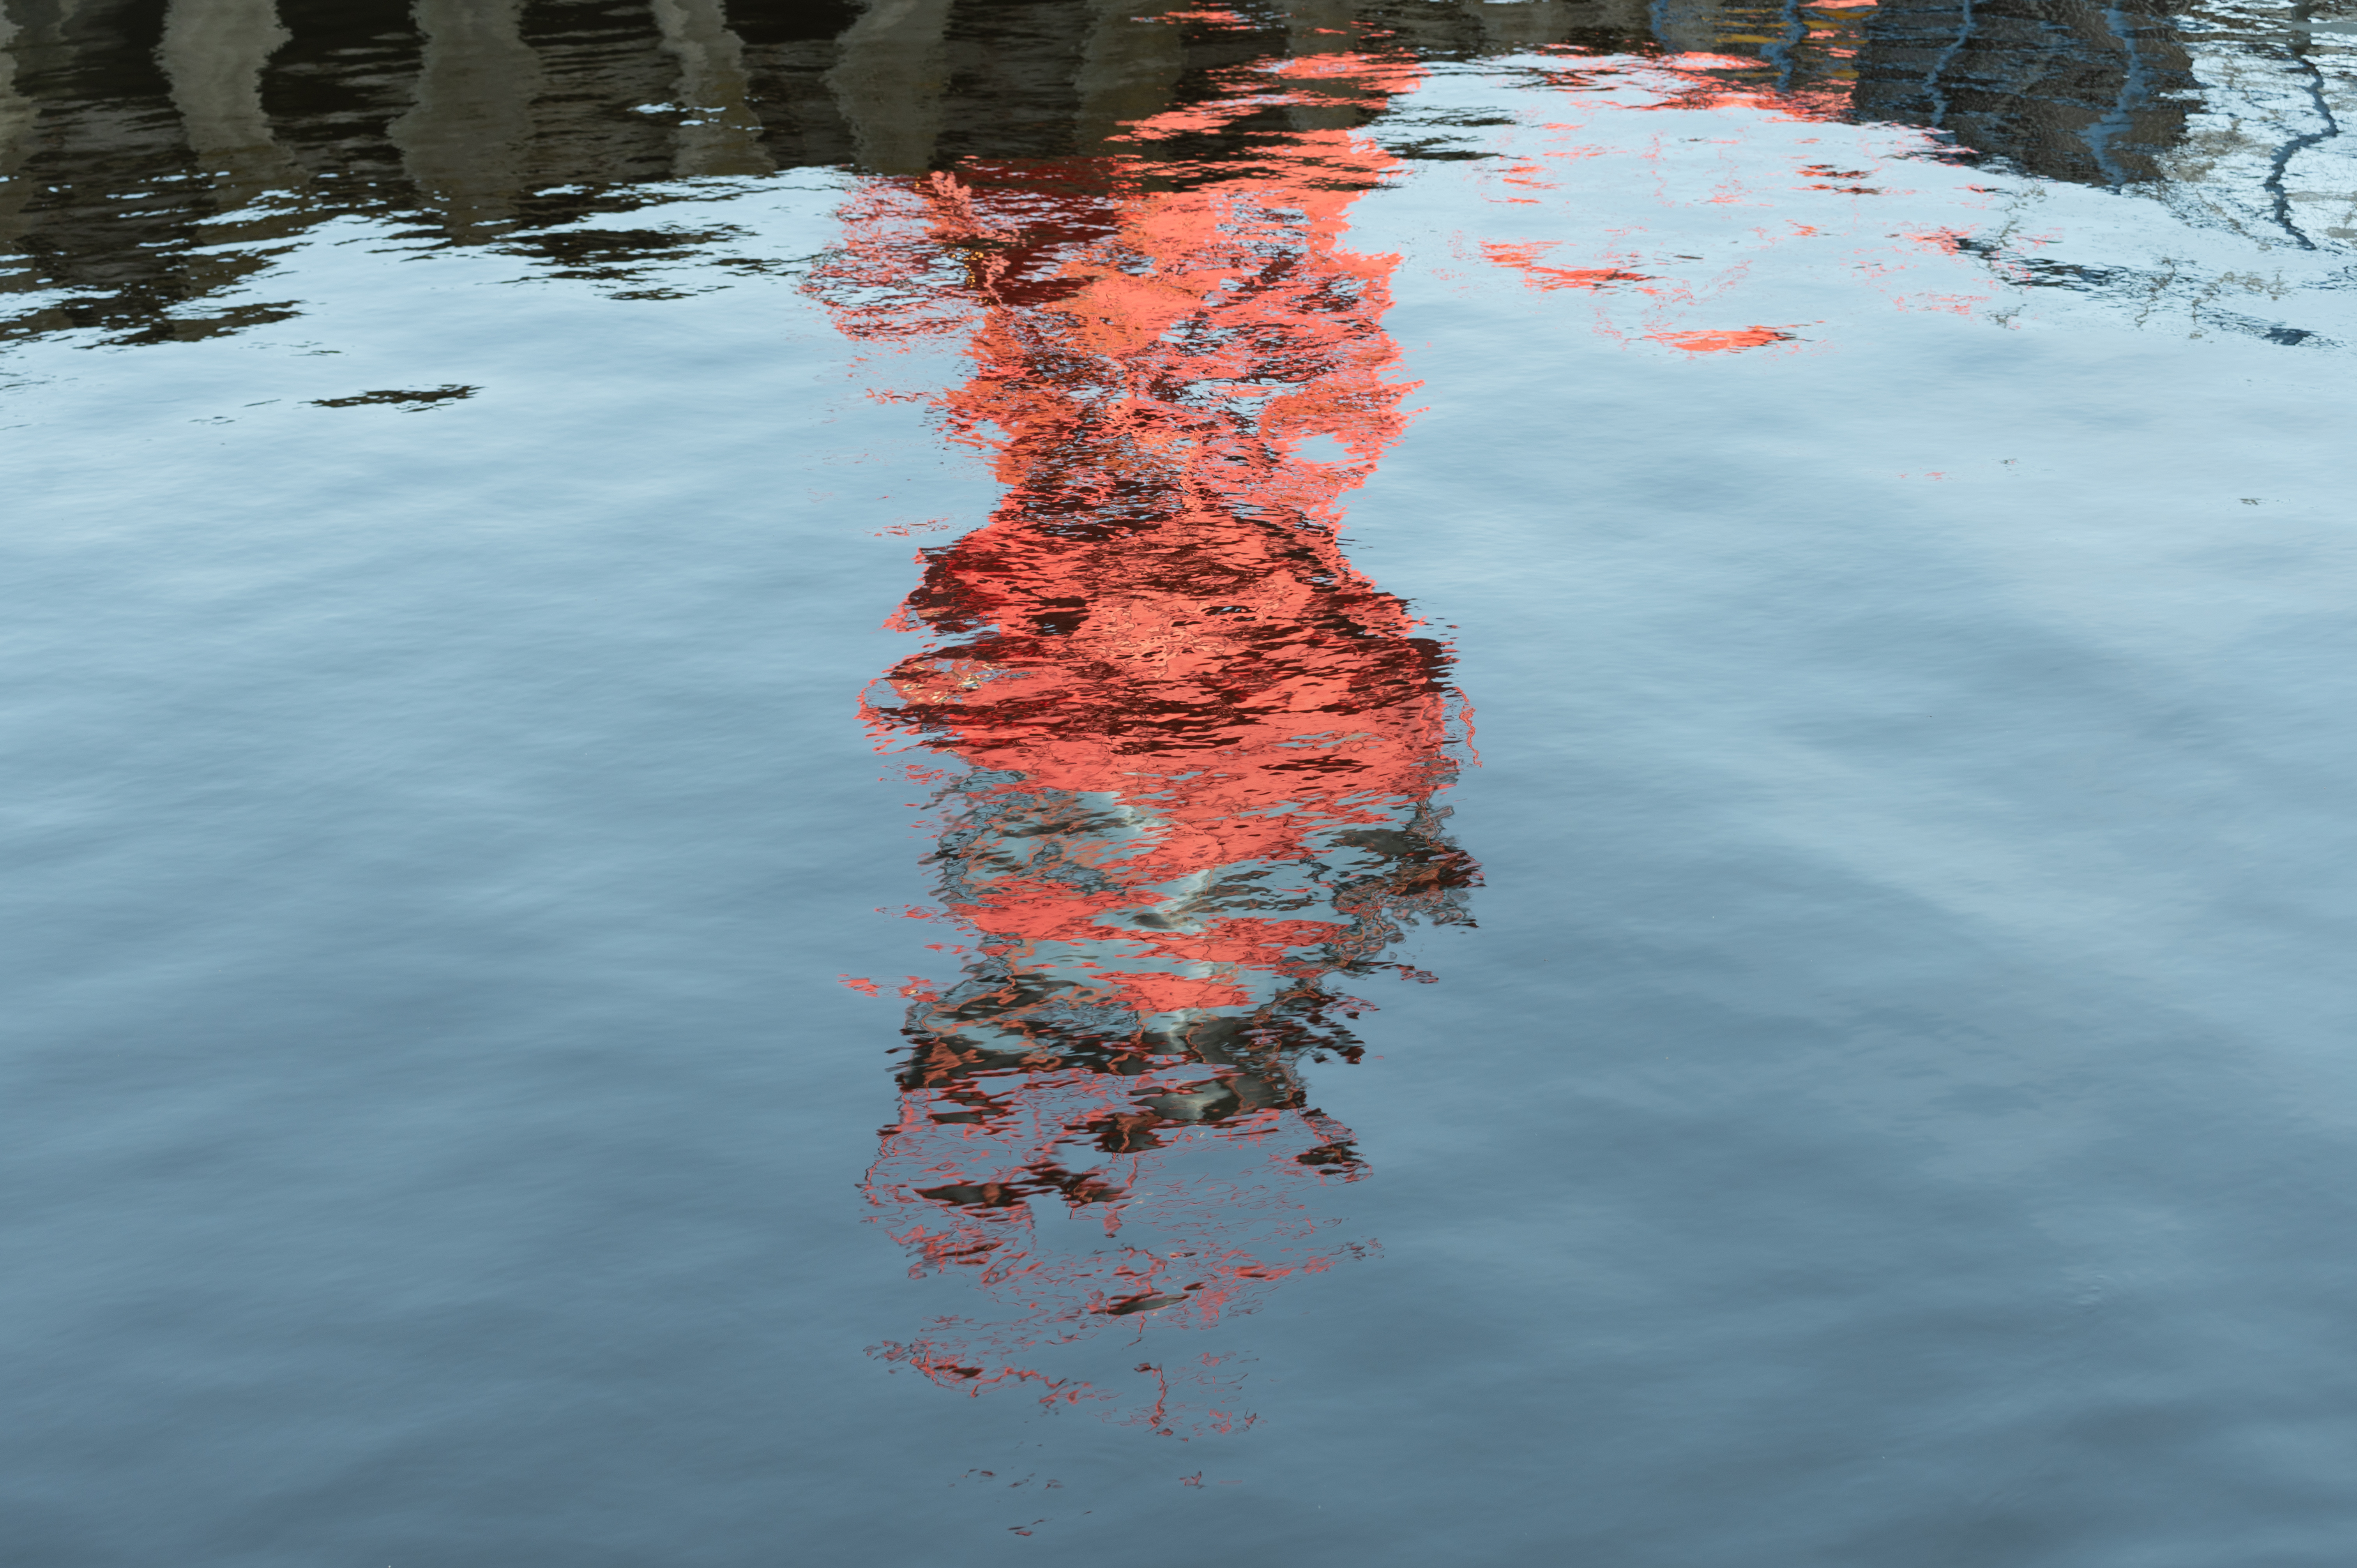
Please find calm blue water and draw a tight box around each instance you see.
[7,4,2357,1563]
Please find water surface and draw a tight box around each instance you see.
[6,3,2357,1564]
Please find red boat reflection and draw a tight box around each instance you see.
[814,61,1477,1434]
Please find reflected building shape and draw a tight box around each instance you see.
[813,56,1477,1427]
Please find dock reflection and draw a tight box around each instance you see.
[813,61,1477,1429]
[5,0,2310,346]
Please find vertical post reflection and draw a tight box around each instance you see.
[825,0,954,175]
[157,0,293,201]
[816,77,1478,1430]
[389,0,540,229]
[0,1,35,245]
[650,0,771,178]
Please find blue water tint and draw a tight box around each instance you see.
[7,16,2357,1568]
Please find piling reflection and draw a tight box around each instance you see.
[813,64,1476,1429]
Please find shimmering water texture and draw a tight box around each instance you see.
[7,1,2357,1564]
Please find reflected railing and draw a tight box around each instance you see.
[5,0,2346,345]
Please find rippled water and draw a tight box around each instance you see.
[7,3,2357,1563]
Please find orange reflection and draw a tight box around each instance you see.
[1474,47,2005,347]
[815,62,1475,1435]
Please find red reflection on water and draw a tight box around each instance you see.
[815,63,1476,1434]
[1647,325,1799,351]
[1475,43,2003,346]
[1479,242,1655,292]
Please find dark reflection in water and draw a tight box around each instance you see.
[810,59,1477,1430]
[13,0,2348,345]
[1854,0,2196,185]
